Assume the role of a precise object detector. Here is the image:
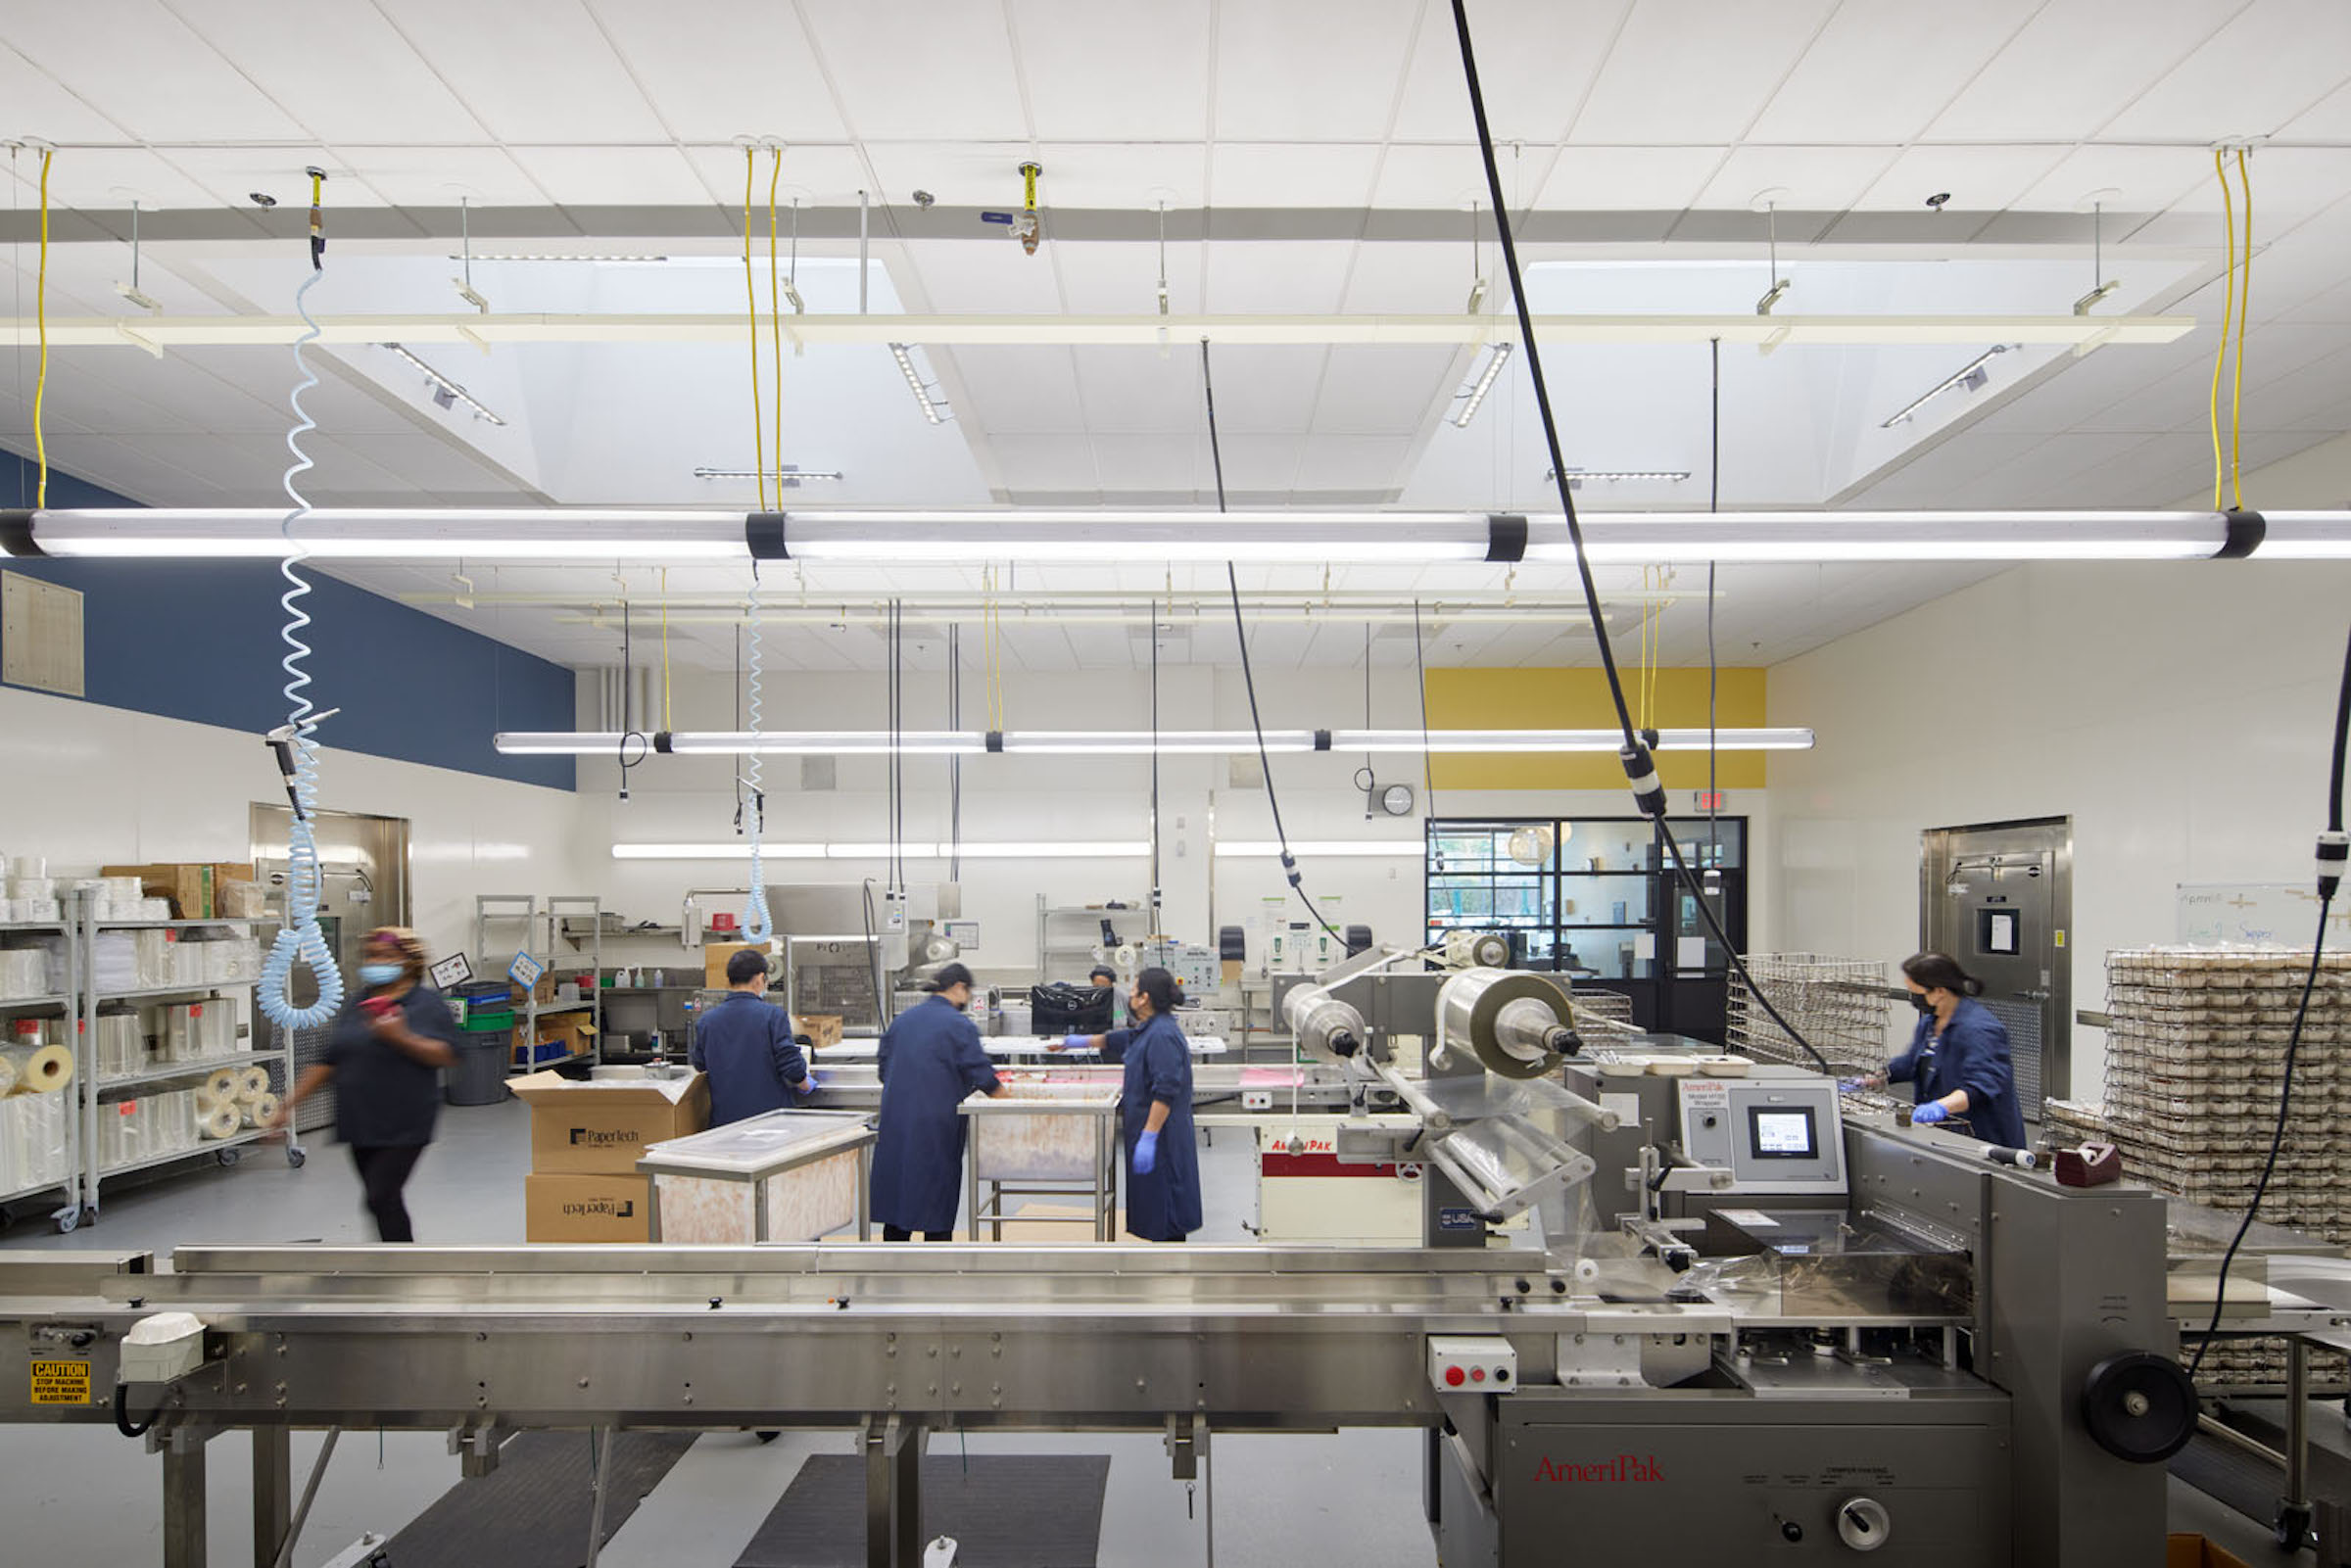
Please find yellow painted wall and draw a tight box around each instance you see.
[1423,667,1769,790]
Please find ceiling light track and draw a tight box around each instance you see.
[504,727,1818,759]
[1879,344,2014,428]
[378,343,505,425]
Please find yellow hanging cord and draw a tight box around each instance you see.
[659,567,673,731]
[2208,149,2236,512]
[744,148,767,512]
[769,148,784,503]
[33,147,53,508]
[2232,147,2251,510]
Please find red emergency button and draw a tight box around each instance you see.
[1445,1365,1466,1387]
[1471,1367,1487,1383]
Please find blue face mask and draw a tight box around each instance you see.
[358,963,403,987]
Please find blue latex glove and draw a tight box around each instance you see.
[1133,1129,1160,1175]
[1910,1101,1949,1125]
[800,1070,824,1092]
[1059,1033,1092,1052]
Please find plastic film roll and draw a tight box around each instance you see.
[242,1092,280,1128]
[1281,983,1368,1065]
[237,1067,271,1102]
[200,1101,243,1140]
[0,1043,73,1095]
[0,1057,15,1098]
[205,1068,241,1102]
[194,1085,218,1116]
[1435,969,1577,1080]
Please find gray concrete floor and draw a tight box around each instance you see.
[0,1098,2314,1565]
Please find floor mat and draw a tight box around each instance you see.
[733,1453,1110,1567]
[384,1430,699,1567]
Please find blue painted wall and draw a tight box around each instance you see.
[3,450,576,790]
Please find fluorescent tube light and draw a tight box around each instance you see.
[381,343,507,426]
[1545,468,1693,486]
[889,343,949,424]
[452,254,671,263]
[611,840,1148,861]
[692,467,844,484]
[1451,342,1513,427]
[503,727,1814,758]
[1881,345,2012,428]
[1216,840,1426,858]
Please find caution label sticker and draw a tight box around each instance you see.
[30,1358,93,1405]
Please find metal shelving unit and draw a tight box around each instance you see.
[0,920,81,1231]
[76,906,304,1227]
[1034,895,1148,986]
[475,894,604,1075]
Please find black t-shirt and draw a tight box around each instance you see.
[323,984,457,1147]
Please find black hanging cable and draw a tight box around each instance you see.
[616,598,648,801]
[1706,336,1720,885]
[1413,598,1435,820]
[1203,337,1344,945]
[1450,0,1825,1069]
[2186,625,2351,1383]
[948,624,963,883]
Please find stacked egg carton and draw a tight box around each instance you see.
[2101,944,2350,1389]
[1727,953,1891,1079]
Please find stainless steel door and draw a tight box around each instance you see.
[1922,819,2072,1122]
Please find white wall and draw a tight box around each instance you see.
[0,685,581,974]
[1764,559,2348,1096]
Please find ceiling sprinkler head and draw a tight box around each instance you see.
[249,192,277,209]
[1925,192,1952,211]
[911,189,936,209]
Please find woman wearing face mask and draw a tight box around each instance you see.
[1862,951,2026,1148]
[268,927,457,1242]
[1060,966,1201,1242]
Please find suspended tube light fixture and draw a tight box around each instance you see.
[497,726,1817,758]
[7,507,2343,563]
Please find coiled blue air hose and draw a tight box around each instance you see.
[742,568,773,942]
[260,202,345,1031]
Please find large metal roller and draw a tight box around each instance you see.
[1435,968,1579,1079]
[1282,982,1368,1064]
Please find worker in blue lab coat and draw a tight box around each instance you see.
[1061,966,1201,1243]
[691,947,816,1127]
[872,963,1005,1240]
[1865,951,2028,1149]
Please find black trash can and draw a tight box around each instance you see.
[446,1036,508,1106]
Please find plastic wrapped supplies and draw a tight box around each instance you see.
[0,1092,71,1194]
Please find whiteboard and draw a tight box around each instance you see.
[2176,882,2351,946]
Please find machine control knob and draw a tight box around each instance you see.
[1470,1367,1486,1383]
[1781,1521,1803,1544]
[2080,1352,2197,1463]
[1703,1115,1718,1128]
[1445,1365,1465,1387]
[1836,1497,1891,1552]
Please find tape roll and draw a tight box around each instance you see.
[1113,943,1137,969]
[205,1068,241,1102]
[237,1066,271,1102]
[200,1101,242,1140]
[0,1043,73,1095]
[242,1092,280,1128]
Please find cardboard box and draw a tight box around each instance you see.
[508,974,557,1005]
[215,878,267,919]
[510,1069,707,1175]
[704,942,762,989]
[798,1014,843,1051]
[513,1014,593,1065]
[2167,1538,2255,1568]
[104,863,212,920]
[525,1173,651,1243]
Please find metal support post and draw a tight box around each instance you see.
[862,1413,926,1568]
[162,1427,209,1568]
[2282,1337,2315,1547]
[252,1427,290,1568]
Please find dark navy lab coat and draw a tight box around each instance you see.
[690,990,811,1127]
[871,996,1000,1234]
[1888,996,2027,1148]
[1102,1011,1201,1242]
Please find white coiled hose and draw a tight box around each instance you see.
[259,260,345,1031]
[741,567,773,943]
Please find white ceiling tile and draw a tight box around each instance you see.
[1850,145,2069,215]
[2103,0,2351,142]
[167,148,395,210]
[1207,143,1381,209]
[1194,346,1326,433]
[900,239,1065,313]
[1693,147,1896,214]
[1311,345,1460,434]
[1214,0,1420,141]
[1013,0,1212,141]
[330,429,509,491]
[1215,431,1304,493]
[1927,0,2235,142]
[2281,73,2351,140]
[1086,433,1209,493]
[1390,0,1632,143]
[0,41,130,143]
[92,349,300,432]
[1051,239,1204,314]
[332,145,549,208]
[945,346,1087,434]
[1566,0,1839,144]
[2154,147,2351,223]
[1,0,309,140]
[15,432,218,501]
[1340,244,1481,312]
[585,1,847,142]
[1370,144,1491,210]
[1749,1,2039,143]
[1294,432,1415,491]
[1021,144,1210,212]
[796,0,1030,142]
[374,0,665,142]
[2015,145,2209,218]
[0,146,226,212]
[163,0,492,144]
[680,144,872,209]
[1072,347,1205,432]
[507,145,707,207]
[1203,241,1354,313]
[1536,146,1726,211]
[988,432,1101,491]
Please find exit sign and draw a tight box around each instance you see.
[1692,790,1726,810]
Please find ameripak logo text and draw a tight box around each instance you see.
[1534,1454,1663,1483]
